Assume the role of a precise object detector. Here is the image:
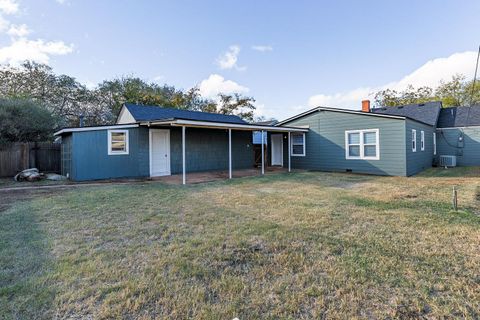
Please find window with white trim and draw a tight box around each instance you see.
[291,133,305,156]
[108,130,129,155]
[433,132,437,155]
[421,130,425,151]
[345,129,379,160]
[412,129,417,152]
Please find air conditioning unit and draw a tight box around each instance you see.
[439,155,457,167]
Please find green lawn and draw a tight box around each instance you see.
[1,170,479,319]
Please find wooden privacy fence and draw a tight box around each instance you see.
[0,142,61,177]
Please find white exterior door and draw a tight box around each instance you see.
[150,129,171,176]
[271,134,283,166]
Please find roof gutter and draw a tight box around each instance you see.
[276,106,410,126]
[141,119,309,132]
[54,124,139,136]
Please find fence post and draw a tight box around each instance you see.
[452,186,458,211]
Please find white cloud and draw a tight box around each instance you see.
[0,0,18,14]
[0,0,74,65]
[216,45,245,71]
[0,39,73,65]
[151,75,164,84]
[307,51,479,110]
[0,14,8,32]
[252,45,273,52]
[55,0,66,4]
[7,23,30,37]
[254,102,280,119]
[198,74,249,98]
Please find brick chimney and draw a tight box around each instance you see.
[362,100,371,113]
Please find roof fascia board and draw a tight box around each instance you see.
[277,106,410,126]
[54,124,139,136]
[144,119,308,132]
[437,125,480,130]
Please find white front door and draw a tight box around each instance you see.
[271,134,283,166]
[150,129,171,177]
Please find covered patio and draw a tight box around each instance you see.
[152,167,291,185]
[140,119,308,184]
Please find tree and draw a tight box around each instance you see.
[95,78,215,117]
[0,61,260,127]
[216,93,256,121]
[373,74,480,108]
[0,98,58,143]
[0,62,110,126]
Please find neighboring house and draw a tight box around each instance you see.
[55,101,480,182]
[54,103,307,182]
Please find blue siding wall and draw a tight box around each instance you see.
[436,127,480,166]
[66,126,254,181]
[169,127,254,174]
[71,127,149,181]
[405,120,435,176]
[282,110,407,176]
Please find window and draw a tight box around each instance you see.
[412,129,417,152]
[345,129,379,160]
[108,130,129,155]
[421,130,425,151]
[291,133,305,156]
[433,132,437,155]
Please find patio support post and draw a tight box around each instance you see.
[261,130,265,175]
[182,126,186,185]
[228,128,232,179]
[288,131,291,172]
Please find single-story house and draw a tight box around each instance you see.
[54,103,307,182]
[54,101,480,182]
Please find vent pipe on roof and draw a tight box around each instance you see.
[362,100,371,113]
[79,114,85,127]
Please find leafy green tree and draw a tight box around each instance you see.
[0,62,110,126]
[216,93,256,122]
[0,61,259,127]
[95,78,214,117]
[0,98,58,143]
[374,74,480,108]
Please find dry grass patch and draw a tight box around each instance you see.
[1,169,479,319]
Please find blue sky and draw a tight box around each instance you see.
[0,0,479,119]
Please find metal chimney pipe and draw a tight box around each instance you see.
[79,114,85,127]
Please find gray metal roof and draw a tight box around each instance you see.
[371,101,442,126]
[437,105,480,128]
[124,103,248,124]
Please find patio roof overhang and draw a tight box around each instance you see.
[139,119,309,132]
[139,118,307,185]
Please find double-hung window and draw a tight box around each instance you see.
[412,129,417,152]
[108,130,129,155]
[433,132,437,155]
[291,133,306,156]
[345,129,379,160]
[421,130,425,151]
